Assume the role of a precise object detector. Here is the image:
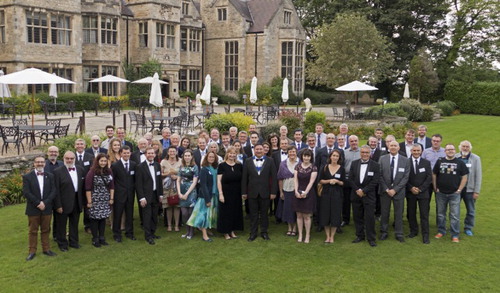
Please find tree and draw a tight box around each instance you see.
[123,59,162,97]
[408,49,440,102]
[307,13,393,97]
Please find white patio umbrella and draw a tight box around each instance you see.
[149,72,163,108]
[335,80,378,104]
[49,73,58,111]
[0,68,74,126]
[403,82,410,99]
[281,78,289,103]
[132,76,168,84]
[89,74,129,103]
[250,76,258,104]
[0,70,12,104]
[200,74,211,104]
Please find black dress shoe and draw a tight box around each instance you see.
[352,237,365,243]
[261,233,270,240]
[114,237,122,243]
[126,235,137,241]
[380,233,388,240]
[92,242,101,248]
[26,253,36,261]
[147,238,155,245]
[407,233,417,238]
[248,234,257,242]
[59,247,68,252]
[340,221,349,227]
[369,241,377,247]
[396,236,405,243]
[69,243,81,249]
[153,235,161,239]
[100,240,109,246]
[43,250,57,256]
[423,235,430,244]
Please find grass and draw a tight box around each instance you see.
[1,114,499,292]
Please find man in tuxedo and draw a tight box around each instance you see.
[218,131,231,158]
[349,146,380,247]
[244,131,260,158]
[406,144,432,244]
[74,138,94,233]
[159,127,172,150]
[399,129,416,157]
[136,147,163,244]
[86,135,107,157]
[378,141,410,242]
[116,127,134,149]
[53,151,84,251]
[100,125,115,150]
[193,137,208,167]
[242,144,277,241]
[111,146,137,242]
[131,138,148,165]
[291,129,307,151]
[414,125,432,149]
[315,123,326,148]
[23,156,57,261]
[248,124,264,143]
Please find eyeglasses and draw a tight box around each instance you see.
[445,149,455,151]
[92,139,100,141]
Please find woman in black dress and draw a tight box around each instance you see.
[318,149,345,243]
[217,147,244,239]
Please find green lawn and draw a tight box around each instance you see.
[1,114,499,292]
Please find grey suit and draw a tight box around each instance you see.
[378,154,410,238]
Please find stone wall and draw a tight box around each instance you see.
[0,152,44,179]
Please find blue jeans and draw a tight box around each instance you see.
[461,191,476,231]
[435,192,460,238]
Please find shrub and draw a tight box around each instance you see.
[421,105,436,122]
[400,99,424,121]
[303,89,337,105]
[433,100,457,116]
[363,103,406,119]
[44,134,92,158]
[444,81,500,115]
[37,92,103,111]
[204,112,255,132]
[303,111,326,135]
[278,110,302,136]
[260,122,282,141]
[0,169,26,207]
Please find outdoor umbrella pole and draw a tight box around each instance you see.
[31,84,35,126]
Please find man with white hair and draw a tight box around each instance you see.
[86,135,107,157]
[336,124,350,149]
[456,140,482,236]
[229,126,238,143]
[342,135,360,227]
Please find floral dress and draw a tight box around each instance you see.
[178,165,199,208]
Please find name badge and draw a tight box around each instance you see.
[109,175,113,180]
[84,161,90,166]
[381,147,386,151]
[156,171,161,176]
[466,163,472,168]
[419,168,426,173]
[334,174,341,179]
[398,168,405,172]
[130,171,135,175]
[367,172,374,176]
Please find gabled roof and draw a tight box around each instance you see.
[228,0,282,33]
[121,0,134,17]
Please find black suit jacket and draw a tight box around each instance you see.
[348,159,380,202]
[241,157,277,199]
[85,147,107,157]
[271,150,286,172]
[315,146,344,169]
[414,137,432,149]
[44,159,63,174]
[53,165,85,214]
[290,141,307,151]
[75,152,94,176]
[399,142,410,157]
[131,150,145,165]
[406,157,432,198]
[243,144,254,158]
[370,148,382,162]
[123,140,134,149]
[23,171,56,216]
[193,148,204,167]
[135,161,163,204]
[111,160,137,204]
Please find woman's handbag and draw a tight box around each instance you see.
[167,194,180,206]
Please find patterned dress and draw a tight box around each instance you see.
[187,166,218,229]
[161,159,182,208]
[178,165,199,208]
[292,163,317,214]
[87,171,114,220]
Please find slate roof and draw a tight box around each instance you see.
[121,0,134,17]
[229,0,282,33]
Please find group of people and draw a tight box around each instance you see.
[23,122,482,260]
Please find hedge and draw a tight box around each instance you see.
[444,81,500,115]
[203,112,255,132]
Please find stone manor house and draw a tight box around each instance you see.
[0,0,306,98]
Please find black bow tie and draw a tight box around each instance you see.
[37,172,44,176]
[149,163,155,166]
[256,158,263,162]
[360,161,369,165]
[68,168,75,171]
[282,151,287,155]
[140,152,144,155]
